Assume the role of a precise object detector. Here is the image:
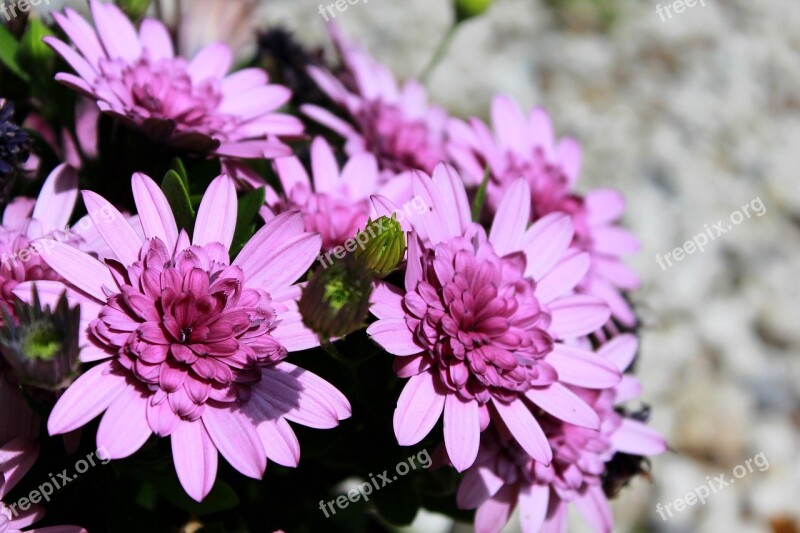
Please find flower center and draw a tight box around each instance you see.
[404,239,556,404]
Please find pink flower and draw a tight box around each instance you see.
[268,137,407,251]
[456,335,666,533]
[368,165,621,472]
[302,26,448,178]
[1,165,80,323]
[46,0,303,158]
[448,95,640,327]
[16,173,351,502]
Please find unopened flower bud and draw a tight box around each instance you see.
[298,260,373,341]
[0,289,80,391]
[353,215,405,278]
[454,0,494,22]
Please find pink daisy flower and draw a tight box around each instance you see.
[45,0,303,158]
[1,165,80,323]
[367,165,621,472]
[268,136,408,251]
[1,438,86,533]
[302,25,448,178]
[456,335,666,533]
[447,95,640,327]
[15,173,350,502]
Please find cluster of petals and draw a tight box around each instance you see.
[46,0,303,158]
[302,25,448,178]
[448,95,640,327]
[266,137,407,251]
[456,335,666,533]
[368,164,622,472]
[13,174,350,502]
[1,165,81,322]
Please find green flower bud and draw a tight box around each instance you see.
[353,215,406,278]
[0,288,80,391]
[298,260,374,341]
[115,0,153,20]
[454,0,494,22]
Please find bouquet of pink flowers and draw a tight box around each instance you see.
[0,1,665,531]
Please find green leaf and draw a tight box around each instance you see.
[0,24,29,82]
[471,165,491,222]
[170,157,189,189]
[230,187,265,257]
[115,0,153,20]
[161,170,196,235]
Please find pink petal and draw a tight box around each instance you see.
[310,137,340,194]
[614,375,642,404]
[393,371,445,446]
[367,319,422,356]
[443,394,480,472]
[592,227,640,256]
[269,310,321,352]
[48,361,128,435]
[51,9,104,68]
[187,43,232,83]
[546,344,622,389]
[489,178,530,256]
[233,211,305,274]
[598,334,638,372]
[492,94,529,155]
[492,398,552,465]
[474,484,517,533]
[248,371,338,430]
[585,189,625,225]
[273,362,351,420]
[90,0,142,62]
[548,295,610,339]
[241,232,321,294]
[525,383,600,429]
[393,355,431,378]
[369,282,406,320]
[193,175,237,249]
[139,18,173,60]
[456,465,505,509]
[534,252,591,304]
[171,420,218,502]
[518,483,550,533]
[82,190,143,266]
[0,380,38,444]
[202,405,266,479]
[222,68,269,97]
[573,484,613,533]
[556,138,582,185]
[256,418,300,467]
[611,419,667,456]
[0,438,40,498]
[132,173,178,249]
[522,213,574,280]
[96,385,151,459]
[34,240,115,301]
[44,37,98,84]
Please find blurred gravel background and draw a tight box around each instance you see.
[37,0,800,531]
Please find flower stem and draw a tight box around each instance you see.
[420,22,459,83]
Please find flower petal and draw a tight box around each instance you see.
[96,385,151,459]
[393,371,445,446]
[525,383,600,429]
[443,394,480,472]
[193,175,238,249]
[171,420,218,502]
[48,361,128,435]
[492,398,552,465]
[132,172,178,249]
[82,190,143,266]
[202,405,266,479]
